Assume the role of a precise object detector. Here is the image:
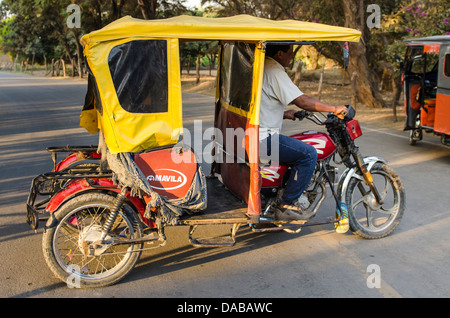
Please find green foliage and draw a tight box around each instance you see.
[205,0,449,88]
[367,0,449,78]
[0,0,194,65]
[1,0,448,87]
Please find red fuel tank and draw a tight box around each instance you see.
[290,131,337,160]
[260,131,336,188]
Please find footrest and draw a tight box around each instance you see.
[190,236,236,247]
[251,221,306,233]
[188,224,241,248]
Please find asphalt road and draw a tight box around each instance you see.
[1,72,450,300]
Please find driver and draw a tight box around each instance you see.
[260,44,347,221]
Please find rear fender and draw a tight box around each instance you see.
[45,178,152,227]
[336,156,387,202]
[53,151,101,172]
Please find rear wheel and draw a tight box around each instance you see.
[42,193,143,288]
[345,163,405,239]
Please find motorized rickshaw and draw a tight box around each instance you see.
[403,35,450,146]
[26,15,405,287]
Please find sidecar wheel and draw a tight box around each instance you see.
[42,193,143,288]
[345,163,405,239]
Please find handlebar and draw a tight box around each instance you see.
[294,110,311,120]
[293,105,353,125]
[294,110,325,125]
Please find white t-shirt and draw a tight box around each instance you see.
[259,57,303,140]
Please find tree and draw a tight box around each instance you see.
[137,0,159,19]
[0,0,192,77]
[342,0,387,108]
[204,0,389,107]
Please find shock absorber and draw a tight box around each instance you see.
[100,189,128,241]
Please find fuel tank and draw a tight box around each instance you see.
[260,131,336,188]
[290,131,337,160]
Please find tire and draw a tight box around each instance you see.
[409,129,422,146]
[42,193,143,288]
[409,115,422,146]
[408,130,417,146]
[345,163,405,239]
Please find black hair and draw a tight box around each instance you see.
[265,44,291,58]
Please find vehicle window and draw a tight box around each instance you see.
[409,53,439,74]
[410,56,425,74]
[108,40,168,113]
[85,70,103,115]
[220,42,254,112]
[445,54,450,78]
[406,46,424,74]
[426,53,439,73]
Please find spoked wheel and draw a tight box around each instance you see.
[345,163,405,239]
[42,193,143,288]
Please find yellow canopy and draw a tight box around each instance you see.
[80,15,361,154]
[81,14,361,46]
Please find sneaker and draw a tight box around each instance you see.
[275,201,315,221]
[297,193,310,210]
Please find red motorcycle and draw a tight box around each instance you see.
[259,106,405,236]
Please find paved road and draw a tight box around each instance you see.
[1,72,450,299]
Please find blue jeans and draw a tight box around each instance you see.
[260,134,317,205]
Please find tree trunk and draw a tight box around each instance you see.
[196,56,201,84]
[293,59,303,86]
[14,53,18,72]
[351,71,358,108]
[55,60,60,76]
[61,58,67,77]
[70,30,84,79]
[51,58,55,77]
[391,74,402,122]
[72,57,76,77]
[31,53,35,74]
[137,0,158,20]
[208,55,212,76]
[318,58,326,100]
[342,0,386,108]
[111,0,124,20]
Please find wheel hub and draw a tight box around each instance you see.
[364,193,381,210]
[78,225,116,256]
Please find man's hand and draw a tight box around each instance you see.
[283,109,297,120]
[292,95,348,119]
[334,105,348,119]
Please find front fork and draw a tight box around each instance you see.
[352,150,384,205]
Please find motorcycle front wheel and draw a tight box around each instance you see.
[42,193,143,288]
[345,163,405,239]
